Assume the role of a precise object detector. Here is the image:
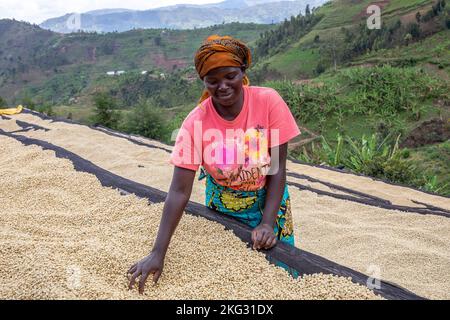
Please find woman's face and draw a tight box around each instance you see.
[203,66,245,108]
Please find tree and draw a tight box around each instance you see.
[315,62,326,75]
[321,38,340,71]
[416,11,422,23]
[37,103,55,117]
[408,22,421,38]
[123,99,168,140]
[92,93,120,129]
[99,40,115,55]
[154,35,162,46]
[342,27,353,43]
[404,33,413,46]
[21,96,36,110]
[0,96,6,108]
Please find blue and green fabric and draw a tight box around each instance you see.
[199,167,299,277]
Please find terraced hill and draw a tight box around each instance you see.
[255,0,449,78]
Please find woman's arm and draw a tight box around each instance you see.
[152,166,196,256]
[128,166,196,294]
[252,143,288,250]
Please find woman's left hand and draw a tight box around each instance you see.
[252,223,277,250]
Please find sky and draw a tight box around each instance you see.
[0,0,224,24]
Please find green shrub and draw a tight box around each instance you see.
[121,98,170,142]
[266,66,447,127]
[296,133,448,195]
[422,175,449,195]
[91,93,120,129]
[36,103,55,117]
[381,154,418,184]
[0,96,6,108]
[21,96,36,110]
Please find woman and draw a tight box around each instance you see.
[128,35,301,294]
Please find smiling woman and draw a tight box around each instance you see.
[128,35,301,293]
[203,66,245,120]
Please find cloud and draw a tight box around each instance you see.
[0,0,223,24]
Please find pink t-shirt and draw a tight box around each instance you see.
[170,86,301,191]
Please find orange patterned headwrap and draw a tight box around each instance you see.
[194,35,252,103]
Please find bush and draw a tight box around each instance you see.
[0,96,6,108]
[91,93,120,129]
[381,154,418,184]
[335,66,446,117]
[407,23,421,39]
[297,132,449,196]
[315,62,326,75]
[264,80,337,125]
[266,66,447,130]
[36,103,55,117]
[21,96,36,110]
[121,98,170,142]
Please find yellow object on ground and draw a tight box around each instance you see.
[0,105,23,115]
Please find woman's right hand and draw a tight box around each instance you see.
[127,251,164,294]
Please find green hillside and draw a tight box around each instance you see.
[254,0,448,78]
[251,0,450,195]
[0,20,274,105]
[353,28,450,74]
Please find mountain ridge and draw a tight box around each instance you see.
[39,0,327,33]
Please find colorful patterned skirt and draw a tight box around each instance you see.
[200,168,295,246]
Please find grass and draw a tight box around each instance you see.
[384,0,431,15]
[267,48,320,78]
[408,140,450,196]
[353,29,450,76]
[314,0,375,30]
[53,105,95,123]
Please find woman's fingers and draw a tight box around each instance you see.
[153,269,162,284]
[138,268,163,294]
[128,269,140,290]
[128,263,137,275]
[255,230,265,249]
[139,272,150,294]
[252,229,258,249]
[261,231,272,248]
[265,236,277,250]
[253,227,277,250]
